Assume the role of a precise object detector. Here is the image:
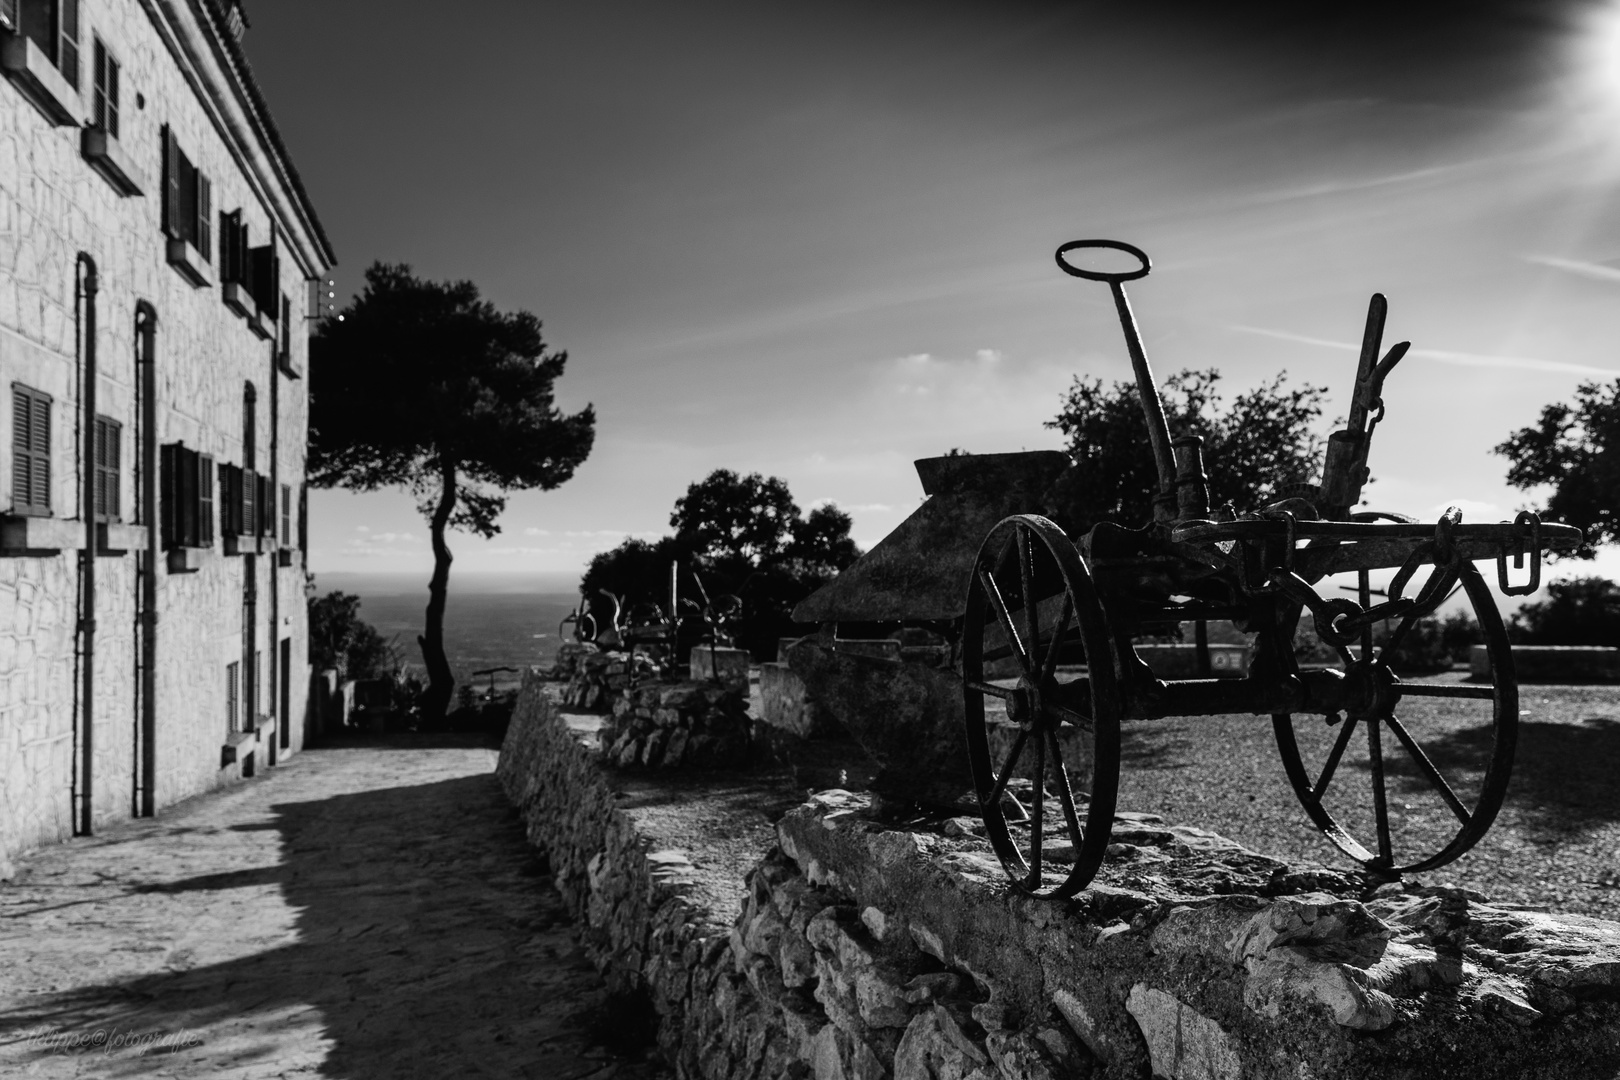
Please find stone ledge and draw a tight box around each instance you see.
[499,671,1620,1080]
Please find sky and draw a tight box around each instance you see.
[242,1,1620,591]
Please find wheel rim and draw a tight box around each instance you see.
[962,515,1121,898]
[1269,561,1517,876]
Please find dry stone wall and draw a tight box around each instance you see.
[499,673,1620,1080]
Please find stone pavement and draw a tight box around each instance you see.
[0,733,673,1079]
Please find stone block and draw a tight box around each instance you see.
[1125,985,1243,1080]
[760,662,840,739]
[690,645,751,687]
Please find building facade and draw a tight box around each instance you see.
[0,0,333,871]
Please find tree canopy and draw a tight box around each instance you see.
[1508,576,1620,647]
[1045,368,1329,534]
[310,263,595,719]
[1495,378,1620,559]
[583,469,862,659]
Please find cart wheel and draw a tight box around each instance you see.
[1269,560,1517,877]
[962,514,1122,899]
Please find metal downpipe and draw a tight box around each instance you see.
[135,303,158,816]
[76,253,97,837]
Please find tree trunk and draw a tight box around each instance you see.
[419,459,457,723]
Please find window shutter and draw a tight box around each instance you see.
[30,392,48,513]
[199,454,214,545]
[162,128,180,239]
[0,0,17,33]
[260,474,275,537]
[281,483,291,544]
[197,175,212,263]
[160,443,176,547]
[243,468,256,537]
[59,0,79,89]
[107,51,119,138]
[298,482,307,553]
[12,388,31,511]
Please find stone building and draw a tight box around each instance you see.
[0,0,333,872]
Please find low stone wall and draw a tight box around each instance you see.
[599,680,752,769]
[499,673,1620,1080]
[1474,644,1620,683]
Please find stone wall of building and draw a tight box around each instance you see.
[0,0,329,869]
[500,672,1620,1080]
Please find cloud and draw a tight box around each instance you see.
[1227,324,1619,378]
[523,527,551,536]
[1523,254,1620,283]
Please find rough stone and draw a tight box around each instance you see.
[1125,984,1244,1080]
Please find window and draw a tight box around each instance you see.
[242,382,255,470]
[11,0,78,86]
[162,127,211,284]
[218,463,261,539]
[257,473,275,538]
[92,414,119,522]
[280,484,291,545]
[249,239,279,322]
[91,36,116,136]
[160,443,214,548]
[11,384,50,517]
[226,660,240,735]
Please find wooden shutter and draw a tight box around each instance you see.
[58,0,79,89]
[162,127,180,239]
[160,443,177,547]
[12,386,50,516]
[243,468,256,537]
[281,484,291,544]
[197,174,212,263]
[92,416,115,521]
[298,482,307,553]
[260,475,275,537]
[106,49,119,137]
[220,463,242,538]
[31,393,49,513]
[12,387,32,512]
[0,0,18,33]
[198,454,214,545]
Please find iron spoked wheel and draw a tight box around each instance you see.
[961,514,1122,899]
[1269,560,1517,877]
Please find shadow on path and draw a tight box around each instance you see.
[0,751,668,1079]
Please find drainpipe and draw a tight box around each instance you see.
[268,331,278,764]
[76,253,97,837]
[135,303,158,816]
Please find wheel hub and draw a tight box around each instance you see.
[1009,676,1044,730]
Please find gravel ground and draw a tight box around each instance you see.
[1113,678,1620,919]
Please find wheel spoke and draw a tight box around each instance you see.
[1046,726,1085,845]
[965,679,1017,701]
[1312,714,1359,801]
[1397,683,1496,701]
[980,569,1031,674]
[1385,713,1473,826]
[1019,527,1039,672]
[1046,701,1092,733]
[1040,592,1075,684]
[986,727,1028,808]
[1358,570,1374,658]
[1026,725,1046,889]
[1367,717,1393,866]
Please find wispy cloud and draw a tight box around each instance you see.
[1523,254,1620,283]
[1227,324,1617,378]
[1241,163,1471,207]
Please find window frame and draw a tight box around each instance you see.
[91,34,117,137]
[159,443,215,549]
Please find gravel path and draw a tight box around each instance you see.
[0,734,670,1080]
[1115,680,1620,919]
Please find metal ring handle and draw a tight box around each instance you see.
[1055,239,1151,283]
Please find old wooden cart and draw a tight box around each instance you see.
[961,239,1580,898]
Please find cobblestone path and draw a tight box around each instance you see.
[0,735,671,1079]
